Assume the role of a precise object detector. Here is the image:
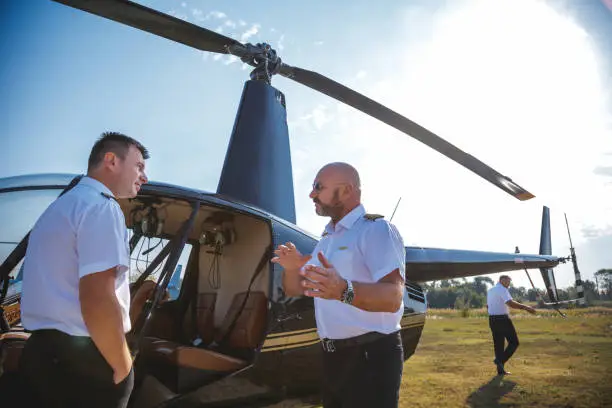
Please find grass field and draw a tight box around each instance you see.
[267,307,612,408]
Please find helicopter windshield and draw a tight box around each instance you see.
[0,188,62,278]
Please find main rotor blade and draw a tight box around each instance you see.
[53,0,243,55]
[280,65,534,201]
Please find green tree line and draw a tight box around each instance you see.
[422,269,612,309]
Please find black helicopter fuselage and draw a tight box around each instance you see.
[0,173,427,406]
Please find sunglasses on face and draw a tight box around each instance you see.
[311,181,349,193]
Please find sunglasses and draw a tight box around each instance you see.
[311,181,350,193]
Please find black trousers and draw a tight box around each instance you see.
[321,331,404,408]
[19,329,134,408]
[488,315,519,364]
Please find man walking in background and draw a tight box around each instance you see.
[487,275,537,375]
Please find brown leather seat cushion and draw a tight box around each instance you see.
[215,291,267,349]
[142,291,267,375]
[150,340,246,372]
[182,293,217,346]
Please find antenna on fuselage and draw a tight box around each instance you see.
[389,197,402,222]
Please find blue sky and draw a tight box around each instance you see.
[2,0,611,290]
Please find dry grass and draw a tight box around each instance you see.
[266,307,612,408]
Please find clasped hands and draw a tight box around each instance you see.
[271,242,347,300]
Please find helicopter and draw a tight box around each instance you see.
[0,0,586,407]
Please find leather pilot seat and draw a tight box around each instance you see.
[144,291,267,393]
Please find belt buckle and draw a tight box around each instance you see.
[322,338,335,353]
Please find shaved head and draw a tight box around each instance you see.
[310,162,362,223]
[317,162,361,189]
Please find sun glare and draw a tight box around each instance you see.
[294,0,610,288]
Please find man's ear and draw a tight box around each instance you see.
[341,183,354,198]
[103,152,119,169]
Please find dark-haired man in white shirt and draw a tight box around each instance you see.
[19,132,149,408]
[487,275,536,375]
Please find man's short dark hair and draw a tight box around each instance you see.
[499,275,511,281]
[88,131,149,172]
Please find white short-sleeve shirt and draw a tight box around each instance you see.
[307,204,406,340]
[21,176,132,336]
[487,282,513,316]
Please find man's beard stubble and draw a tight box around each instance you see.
[314,189,343,218]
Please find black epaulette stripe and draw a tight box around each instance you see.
[100,192,118,202]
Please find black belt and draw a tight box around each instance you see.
[489,314,510,320]
[320,331,394,353]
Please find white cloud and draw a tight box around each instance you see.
[225,20,236,29]
[355,70,367,80]
[277,34,285,52]
[192,8,203,19]
[207,11,226,20]
[223,55,239,65]
[240,24,260,42]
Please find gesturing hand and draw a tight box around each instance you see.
[301,252,347,301]
[271,242,311,270]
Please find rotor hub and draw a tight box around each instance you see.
[228,42,282,84]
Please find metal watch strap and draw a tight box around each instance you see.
[341,279,354,304]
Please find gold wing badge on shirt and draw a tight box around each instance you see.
[364,213,384,221]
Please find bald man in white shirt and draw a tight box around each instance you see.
[272,162,406,408]
[19,132,149,408]
[487,275,536,375]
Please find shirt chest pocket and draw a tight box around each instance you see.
[329,248,354,279]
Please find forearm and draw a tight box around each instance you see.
[352,281,403,313]
[507,300,529,311]
[282,267,305,297]
[80,288,130,371]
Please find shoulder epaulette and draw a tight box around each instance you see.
[364,213,384,221]
[100,192,118,202]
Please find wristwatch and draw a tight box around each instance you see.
[340,279,354,305]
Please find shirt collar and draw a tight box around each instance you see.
[79,176,115,198]
[324,204,366,235]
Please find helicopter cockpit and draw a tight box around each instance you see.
[0,175,275,399]
[122,193,271,393]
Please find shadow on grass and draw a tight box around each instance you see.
[466,375,516,408]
